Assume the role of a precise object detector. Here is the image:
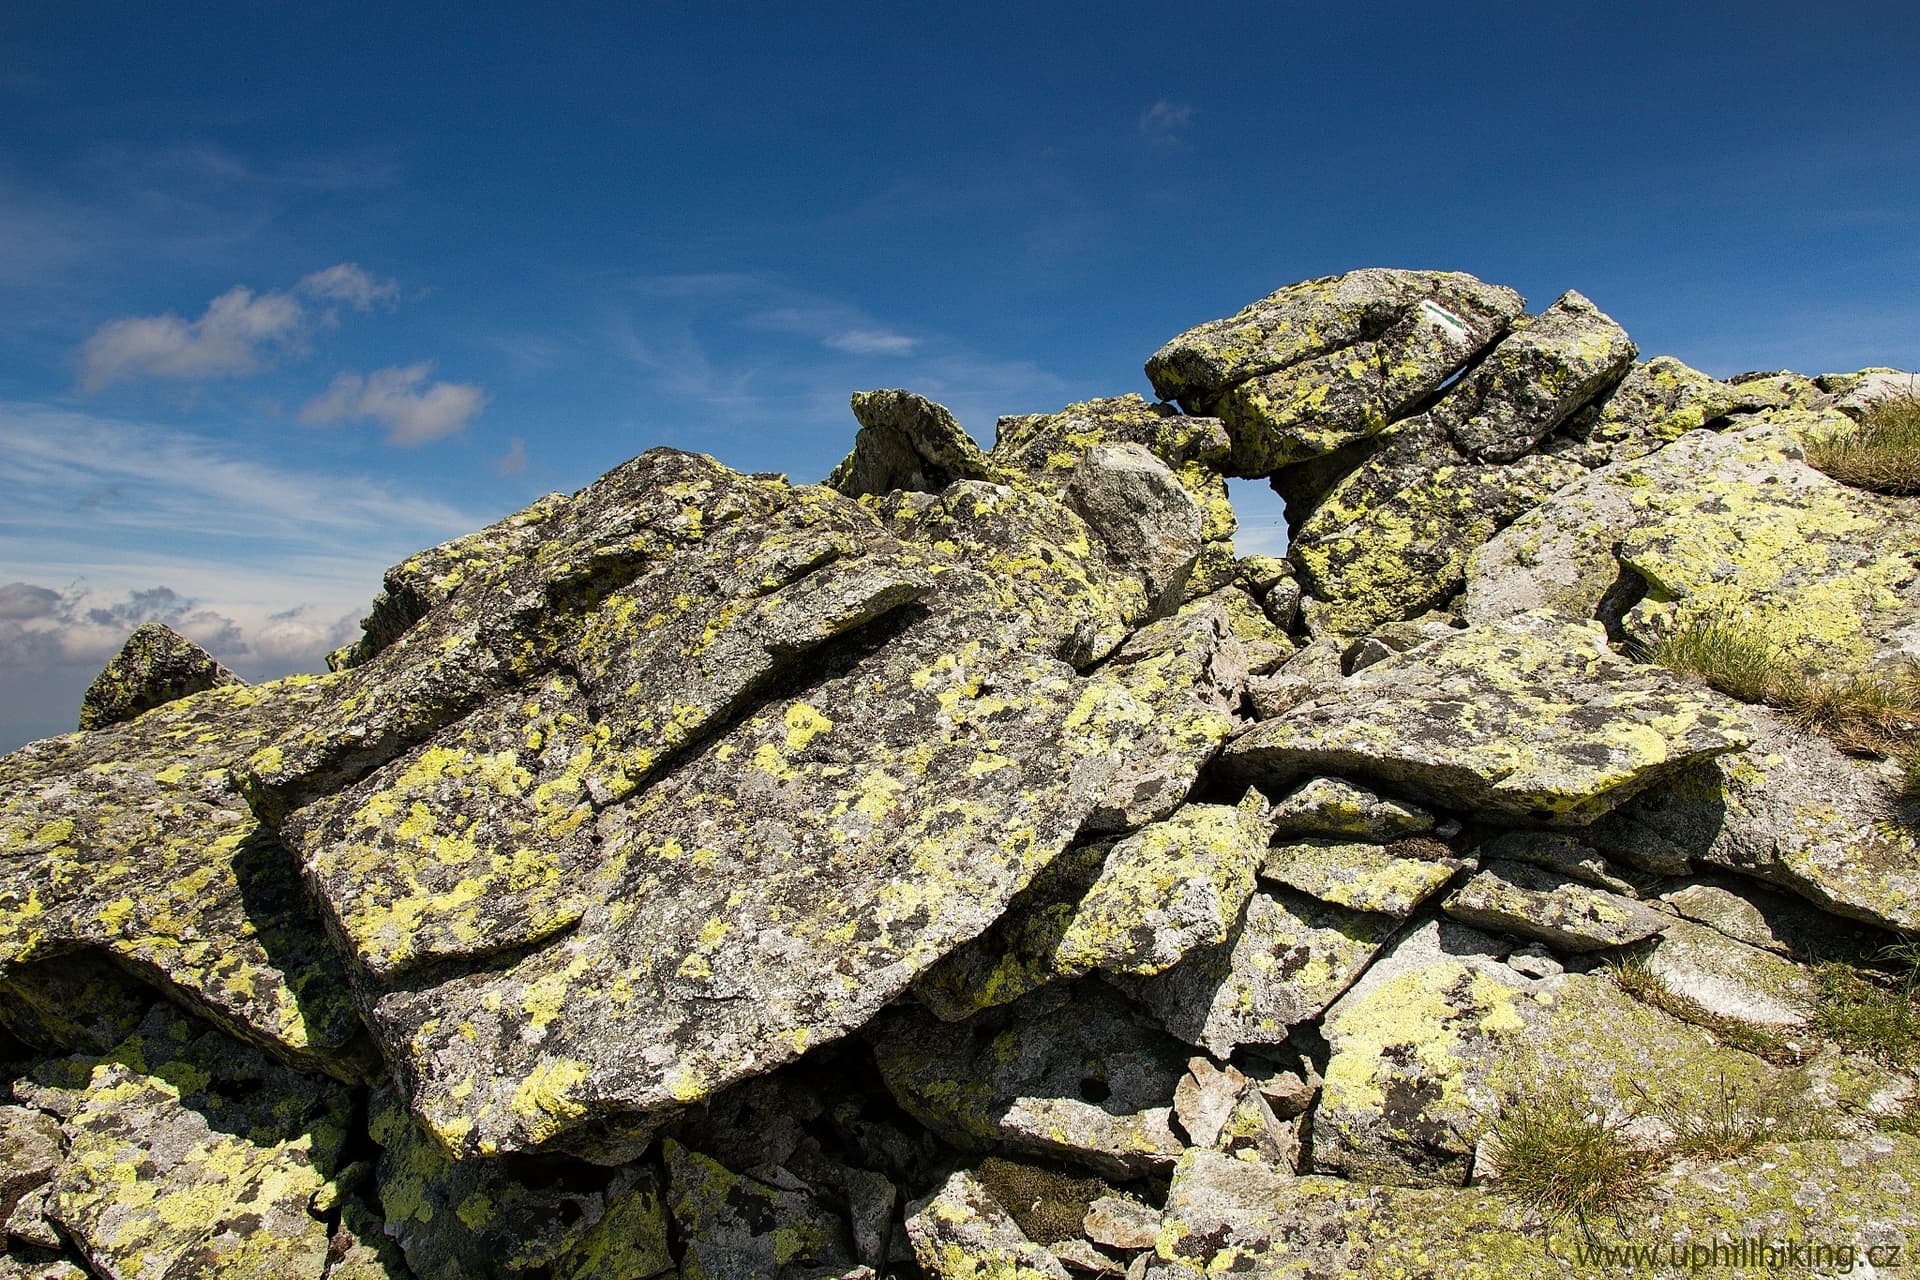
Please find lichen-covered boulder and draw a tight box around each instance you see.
[0,676,369,1079]
[1123,889,1395,1058]
[827,388,1014,497]
[1064,442,1205,609]
[1433,290,1637,463]
[1223,611,1751,825]
[1583,703,1920,932]
[902,1170,1070,1280]
[870,982,1187,1179]
[1541,355,1766,469]
[77,622,243,731]
[1147,1136,1920,1280]
[1638,917,1817,1029]
[23,1005,350,1280]
[1145,270,1525,476]
[1268,776,1436,841]
[1441,860,1668,952]
[369,1089,668,1280]
[1464,416,1920,669]
[0,1105,63,1233]
[1073,595,1250,834]
[1050,793,1271,979]
[1260,838,1463,919]
[1310,925,1780,1187]
[1282,413,1584,635]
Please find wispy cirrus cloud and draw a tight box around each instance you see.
[1138,99,1196,148]
[299,362,488,444]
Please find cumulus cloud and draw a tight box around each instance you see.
[0,582,62,621]
[78,285,305,391]
[1139,99,1196,147]
[496,437,528,475]
[299,363,487,444]
[299,262,399,311]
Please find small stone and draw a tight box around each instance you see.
[1259,837,1460,919]
[1473,830,1635,894]
[1504,944,1564,979]
[1269,776,1435,841]
[1173,1057,1249,1148]
[1083,1195,1159,1251]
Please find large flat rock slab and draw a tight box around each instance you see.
[0,677,369,1078]
[1222,611,1751,826]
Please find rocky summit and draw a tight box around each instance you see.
[4,267,1920,1280]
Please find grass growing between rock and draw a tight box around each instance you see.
[1638,619,1920,766]
[1814,946,1920,1068]
[1606,954,1808,1064]
[1806,390,1920,495]
[1486,1085,1655,1231]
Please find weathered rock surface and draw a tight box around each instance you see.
[1267,775,1435,841]
[0,677,369,1078]
[827,388,1014,497]
[23,1004,350,1280]
[1146,270,1525,476]
[1260,837,1462,918]
[1441,859,1667,951]
[77,622,243,731]
[1585,703,1920,932]
[1637,917,1817,1028]
[1223,611,1751,825]
[1465,416,1920,669]
[903,1170,1070,1280]
[871,983,1187,1178]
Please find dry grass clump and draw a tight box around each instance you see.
[1806,390,1920,495]
[1639,619,1920,768]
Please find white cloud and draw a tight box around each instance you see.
[1139,100,1196,147]
[300,262,399,310]
[78,285,305,391]
[824,329,920,356]
[299,363,488,444]
[496,437,528,475]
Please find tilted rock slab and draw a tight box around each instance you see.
[0,677,369,1079]
[1583,703,1920,932]
[1441,859,1668,951]
[826,387,1016,497]
[1222,611,1751,825]
[246,449,1210,1161]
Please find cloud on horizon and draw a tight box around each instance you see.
[299,262,400,311]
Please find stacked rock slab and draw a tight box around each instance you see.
[4,269,1920,1280]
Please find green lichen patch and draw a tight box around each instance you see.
[1260,837,1460,918]
[1124,888,1394,1058]
[28,1004,349,1280]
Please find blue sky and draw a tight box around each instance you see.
[3,2,1918,750]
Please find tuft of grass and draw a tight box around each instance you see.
[1806,390,1920,495]
[973,1156,1112,1246]
[1639,619,1920,771]
[1637,1073,1796,1159]
[1486,1085,1656,1229]
[1814,951,1920,1068]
